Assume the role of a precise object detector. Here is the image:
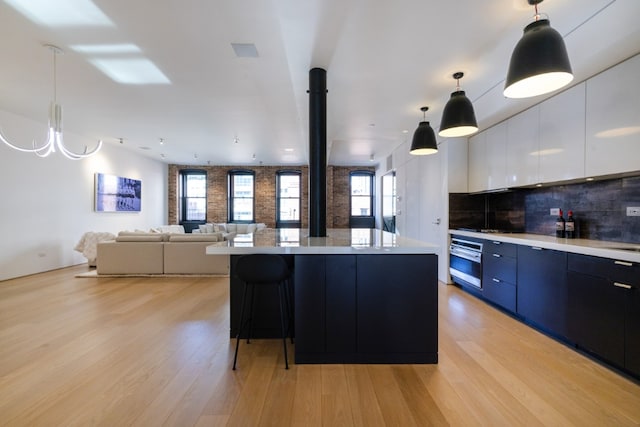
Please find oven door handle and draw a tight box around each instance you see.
[450,247,482,263]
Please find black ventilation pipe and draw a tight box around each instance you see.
[308,68,327,237]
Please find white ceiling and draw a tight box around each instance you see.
[0,0,639,167]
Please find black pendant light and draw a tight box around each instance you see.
[439,72,478,137]
[410,107,438,156]
[504,0,573,98]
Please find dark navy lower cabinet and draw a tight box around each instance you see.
[482,241,517,313]
[567,253,640,377]
[295,253,438,364]
[517,246,568,339]
[627,288,640,377]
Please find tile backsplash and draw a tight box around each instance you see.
[449,176,640,243]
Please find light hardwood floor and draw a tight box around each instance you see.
[1,265,639,426]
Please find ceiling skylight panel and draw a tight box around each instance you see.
[4,0,114,27]
[88,58,171,85]
[70,44,142,54]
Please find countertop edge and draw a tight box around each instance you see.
[448,230,640,263]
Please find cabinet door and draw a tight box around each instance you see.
[517,246,567,337]
[507,106,540,187]
[567,271,625,367]
[627,286,640,376]
[482,242,517,313]
[539,83,586,182]
[585,54,640,177]
[485,122,508,190]
[446,137,468,193]
[357,254,437,358]
[468,131,487,192]
[483,279,516,313]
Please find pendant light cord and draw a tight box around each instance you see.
[53,49,57,103]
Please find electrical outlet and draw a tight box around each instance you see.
[550,208,560,216]
[627,207,640,217]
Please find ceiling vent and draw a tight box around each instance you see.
[231,43,259,58]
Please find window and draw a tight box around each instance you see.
[350,171,375,228]
[276,171,301,228]
[228,170,255,222]
[179,170,207,222]
[350,171,373,216]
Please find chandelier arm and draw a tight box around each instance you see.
[0,128,51,153]
[56,134,104,160]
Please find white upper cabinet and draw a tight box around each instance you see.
[484,121,508,190]
[507,106,540,187]
[539,82,586,183]
[446,137,468,193]
[467,131,486,193]
[586,54,640,177]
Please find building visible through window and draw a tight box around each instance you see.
[179,170,207,221]
[350,171,375,228]
[229,170,255,222]
[277,171,301,228]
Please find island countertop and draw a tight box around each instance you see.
[206,228,438,255]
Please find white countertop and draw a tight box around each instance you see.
[449,229,640,263]
[206,228,439,255]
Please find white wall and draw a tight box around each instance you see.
[376,139,451,283]
[0,109,167,281]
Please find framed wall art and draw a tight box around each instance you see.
[95,173,141,212]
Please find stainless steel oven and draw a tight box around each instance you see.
[449,237,483,289]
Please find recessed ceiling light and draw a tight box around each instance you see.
[231,43,259,58]
[402,130,409,134]
[284,148,294,152]
[89,58,171,84]
[4,0,114,27]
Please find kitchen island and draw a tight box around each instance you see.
[206,228,439,364]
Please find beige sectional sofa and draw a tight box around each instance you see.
[96,232,229,276]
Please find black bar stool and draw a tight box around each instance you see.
[232,254,293,370]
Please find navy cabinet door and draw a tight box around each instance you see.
[517,246,568,338]
[357,254,438,360]
[626,286,640,376]
[567,271,625,367]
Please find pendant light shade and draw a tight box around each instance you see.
[439,72,478,137]
[410,107,438,156]
[504,14,573,98]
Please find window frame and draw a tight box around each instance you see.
[178,169,207,225]
[276,170,302,228]
[228,169,255,223]
[349,170,375,228]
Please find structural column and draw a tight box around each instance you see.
[308,68,327,237]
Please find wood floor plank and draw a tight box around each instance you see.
[290,364,322,426]
[344,365,386,427]
[1,265,639,426]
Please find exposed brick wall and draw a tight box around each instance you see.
[167,164,373,228]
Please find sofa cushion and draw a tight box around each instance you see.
[116,235,165,242]
[155,225,185,234]
[168,233,222,242]
[97,241,164,274]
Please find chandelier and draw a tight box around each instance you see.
[0,44,102,160]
